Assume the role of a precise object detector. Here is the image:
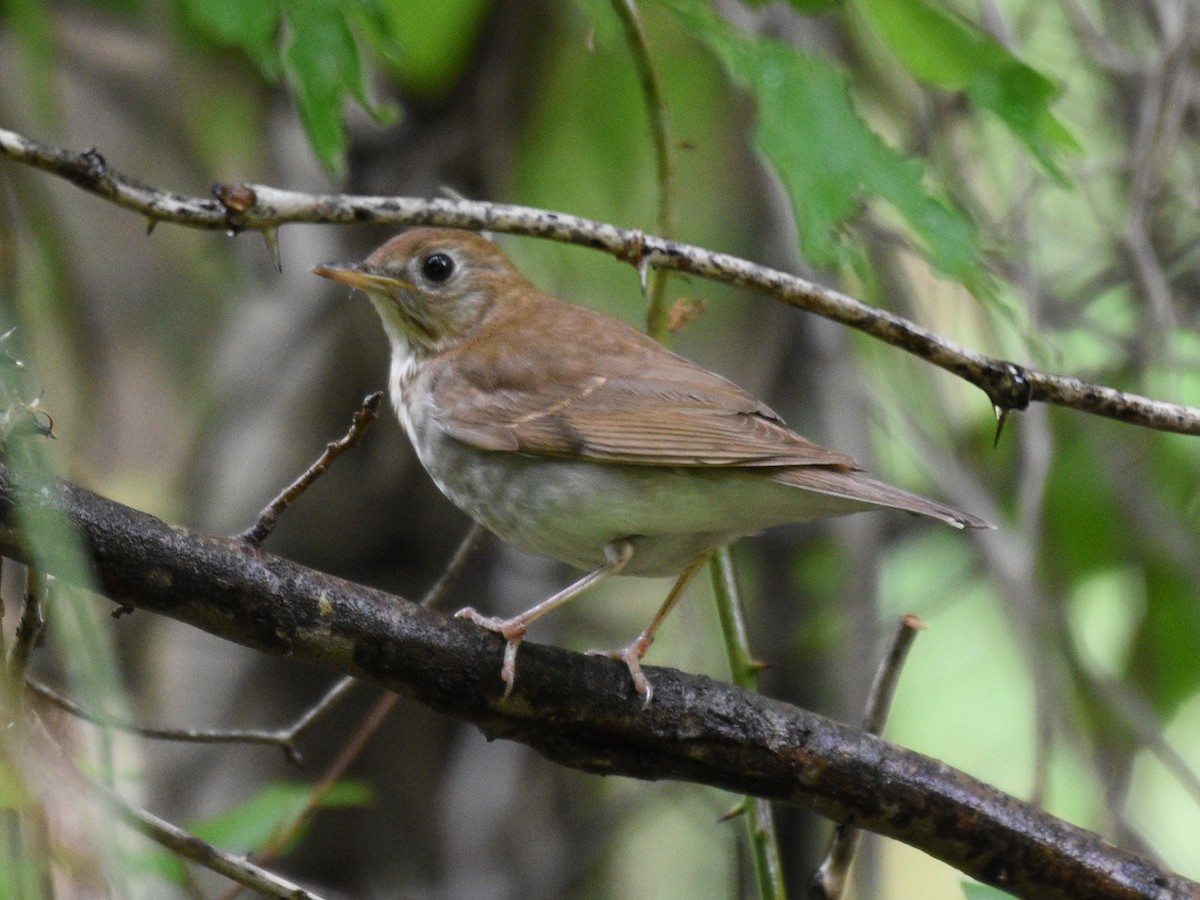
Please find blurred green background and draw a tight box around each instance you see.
[1,0,1198,897]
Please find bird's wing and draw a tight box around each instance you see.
[430,299,860,470]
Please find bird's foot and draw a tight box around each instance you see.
[588,636,654,708]
[455,607,526,698]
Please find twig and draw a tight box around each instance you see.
[811,615,926,900]
[611,0,677,341]
[7,567,46,680]
[223,519,485,898]
[1059,0,1141,74]
[421,522,486,609]
[103,777,324,899]
[3,127,1198,436]
[237,392,383,547]
[710,547,786,900]
[226,692,400,900]
[27,673,355,768]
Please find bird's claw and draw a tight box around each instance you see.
[586,639,654,707]
[455,607,526,698]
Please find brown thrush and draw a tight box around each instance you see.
[315,228,988,703]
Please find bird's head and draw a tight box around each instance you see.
[314,228,527,356]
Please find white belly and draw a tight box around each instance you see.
[390,352,865,576]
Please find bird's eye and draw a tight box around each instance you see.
[421,252,455,283]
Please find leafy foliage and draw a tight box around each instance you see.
[857,0,1079,181]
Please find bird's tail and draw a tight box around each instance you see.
[774,466,992,530]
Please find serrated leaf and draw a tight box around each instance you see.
[654,0,985,292]
[281,0,398,174]
[857,0,1079,182]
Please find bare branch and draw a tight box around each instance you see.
[611,0,677,341]
[237,392,384,548]
[7,567,46,679]
[26,675,355,768]
[0,464,1193,900]
[2,127,1198,436]
[811,615,926,900]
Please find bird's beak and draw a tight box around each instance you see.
[313,263,414,292]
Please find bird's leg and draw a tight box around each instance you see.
[455,539,635,697]
[591,548,715,707]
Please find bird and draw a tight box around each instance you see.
[314,227,989,704]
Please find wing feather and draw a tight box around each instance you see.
[431,295,860,470]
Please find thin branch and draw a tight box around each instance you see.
[811,615,926,900]
[611,0,677,341]
[420,522,486,609]
[1059,0,1141,74]
[7,567,45,680]
[2,127,1198,436]
[0,466,1194,900]
[26,675,354,768]
[230,692,400,900]
[710,547,785,900]
[224,519,485,897]
[101,777,324,900]
[237,392,384,547]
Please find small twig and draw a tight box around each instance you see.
[862,614,926,734]
[709,547,786,900]
[223,521,484,898]
[104,777,325,899]
[7,567,46,680]
[237,392,383,547]
[611,0,677,341]
[811,615,926,900]
[421,522,485,609]
[27,674,356,768]
[3,127,1197,435]
[225,691,400,900]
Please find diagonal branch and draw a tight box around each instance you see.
[0,463,1193,900]
[1,127,1197,436]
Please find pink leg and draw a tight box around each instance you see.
[593,549,715,706]
[456,540,634,697]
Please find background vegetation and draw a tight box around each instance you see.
[1,0,1198,897]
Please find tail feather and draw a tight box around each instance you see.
[775,466,992,530]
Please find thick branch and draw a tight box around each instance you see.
[0,464,1192,900]
[2,127,1197,436]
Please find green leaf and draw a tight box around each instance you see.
[2,0,62,126]
[190,780,372,852]
[365,0,493,98]
[1129,566,1200,718]
[178,0,282,79]
[962,882,1015,899]
[653,0,985,292]
[281,0,399,173]
[130,779,372,886]
[857,0,1079,182]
